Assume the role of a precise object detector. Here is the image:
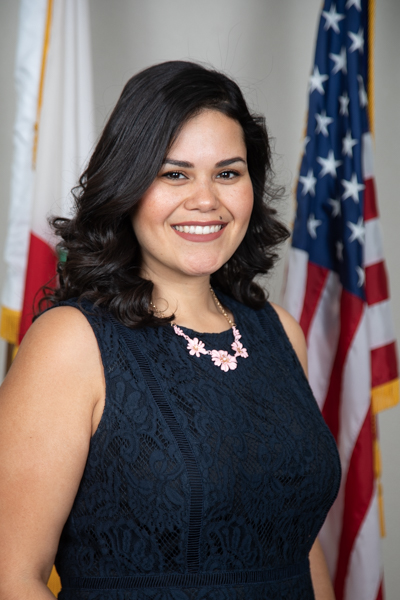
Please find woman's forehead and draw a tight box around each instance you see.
[166,110,246,161]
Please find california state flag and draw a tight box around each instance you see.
[1,0,95,346]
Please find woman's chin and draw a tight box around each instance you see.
[179,257,223,278]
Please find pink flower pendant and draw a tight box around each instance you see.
[173,324,248,372]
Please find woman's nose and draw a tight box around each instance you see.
[184,179,220,212]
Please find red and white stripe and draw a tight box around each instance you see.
[284,134,397,600]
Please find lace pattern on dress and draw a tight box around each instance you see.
[53,296,341,600]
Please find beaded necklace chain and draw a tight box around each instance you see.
[150,287,248,372]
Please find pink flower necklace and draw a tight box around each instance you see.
[151,288,248,372]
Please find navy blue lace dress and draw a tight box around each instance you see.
[55,294,340,600]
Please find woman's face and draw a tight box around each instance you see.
[131,109,254,283]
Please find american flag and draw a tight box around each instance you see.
[283,1,399,599]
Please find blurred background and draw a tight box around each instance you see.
[0,0,399,596]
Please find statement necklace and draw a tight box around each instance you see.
[150,288,248,372]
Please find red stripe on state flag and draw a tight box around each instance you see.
[365,261,389,306]
[322,290,364,442]
[364,178,379,222]
[19,232,57,343]
[299,263,329,340]
[371,342,399,389]
[334,407,375,600]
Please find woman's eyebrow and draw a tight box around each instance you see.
[215,157,246,167]
[162,157,246,168]
[162,159,194,168]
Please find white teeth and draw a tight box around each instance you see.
[173,224,223,234]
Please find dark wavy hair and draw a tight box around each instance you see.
[43,60,289,327]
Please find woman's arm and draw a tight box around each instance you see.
[310,538,335,600]
[270,303,336,600]
[0,307,105,599]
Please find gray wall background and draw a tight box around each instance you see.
[0,0,399,596]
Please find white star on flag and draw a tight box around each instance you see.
[358,75,368,107]
[342,130,358,157]
[328,198,341,217]
[315,110,334,137]
[303,136,311,151]
[307,214,322,239]
[339,91,350,116]
[317,149,342,178]
[329,47,347,75]
[346,0,362,10]
[322,3,345,34]
[299,169,317,196]
[356,266,365,287]
[348,27,364,53]
[336,240,344,261]
[309,66,329,94]
[342,173,365,202]
[347,216,365,244]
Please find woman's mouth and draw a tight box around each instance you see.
[173,224,223,234]
[171,222,227,242]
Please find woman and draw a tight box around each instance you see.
[0,61,340,599]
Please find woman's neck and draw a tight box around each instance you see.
[150,276,233,334]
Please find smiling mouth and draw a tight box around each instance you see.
[172,224,224,235]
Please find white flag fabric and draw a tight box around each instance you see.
[1,0,47,342]
[1,0,95,344]
[31,0,95,245]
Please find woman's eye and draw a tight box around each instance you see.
[217,170,239,179]
[162,171,186,180]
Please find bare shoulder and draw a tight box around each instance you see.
[21,305,98,353]
[4,305,104,417]
[14,305,100,372]
[269,302,308,376]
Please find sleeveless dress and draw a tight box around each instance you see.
[54,293,341,600]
